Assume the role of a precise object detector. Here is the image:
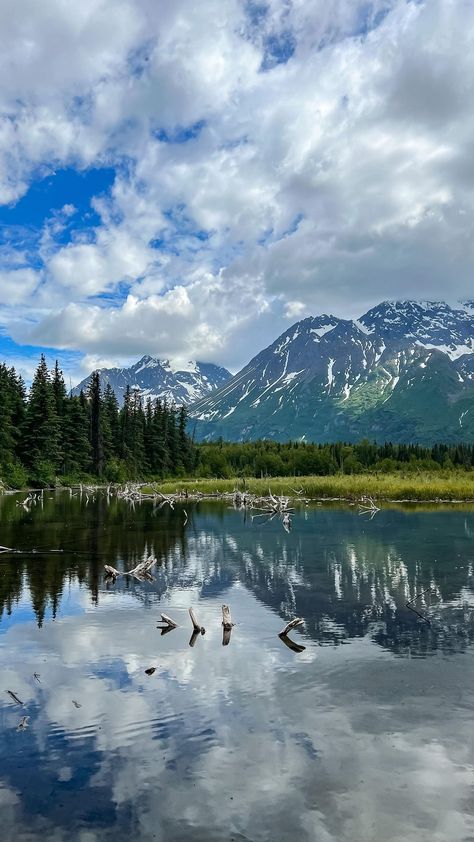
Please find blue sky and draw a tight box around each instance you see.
[0,0,472,383]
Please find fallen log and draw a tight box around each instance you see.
[189,607,205,634]
[279,617,304,636]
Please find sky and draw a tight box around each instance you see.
[0,0,473,383]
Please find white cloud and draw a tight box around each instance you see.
[0,267,40,305]
[1,0,474,373]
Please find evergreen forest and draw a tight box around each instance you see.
[0,356,196,487]
[0,356,473,488]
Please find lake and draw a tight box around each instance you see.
[0,491,474,842]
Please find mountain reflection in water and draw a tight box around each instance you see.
[0,492,473,842]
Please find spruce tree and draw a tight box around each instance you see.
[52,360,68,472]
[89,371,104,476]
[102,383,120,468]
[21,355,61,483]
[63,396,92,475]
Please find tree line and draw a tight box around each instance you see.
[196,439,474,478]
[0,356,196,486]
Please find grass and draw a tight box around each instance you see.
[142,472,474,502]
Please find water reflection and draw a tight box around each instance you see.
[1,494,473,655]
[0,493,473,841]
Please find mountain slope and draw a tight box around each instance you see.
[74,357,231,406]
[189,301,474,444]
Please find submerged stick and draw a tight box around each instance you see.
[6,690,24,706]
[279,634,306,654]
[189,630,200,648]
[279,617,304,636]
[222,626,232,647]
[406,588,432,626]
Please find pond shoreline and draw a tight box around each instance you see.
[4,473,474,505]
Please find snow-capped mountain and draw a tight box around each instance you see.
[359,300,474,358]
[189,301,474,443]
[73,357,232,406]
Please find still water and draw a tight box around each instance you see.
[1,491,474,842]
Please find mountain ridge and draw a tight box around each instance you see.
[188,300,474,444]
[73,356,232,406]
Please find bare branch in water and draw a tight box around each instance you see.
[279,617,304,636]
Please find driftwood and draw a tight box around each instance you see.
[221,604,234,646]
[128,557,157,577]
[221,604,234,630]
[358,496,380,519]
[189,607,205,635]
[104,564,121,579]
[157,612,178,630]
[279,617,304,636]
[278,617,305,653]
[249,489,295,532]
[104,557,157,582]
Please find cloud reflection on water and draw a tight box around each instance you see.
[0,496,473,841]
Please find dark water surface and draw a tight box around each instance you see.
[1,492,474,842]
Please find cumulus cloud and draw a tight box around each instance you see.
[1,0,474,373]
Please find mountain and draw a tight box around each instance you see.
[73,357,232,406]
[189,301,474,443]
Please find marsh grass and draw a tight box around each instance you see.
[142,472,474,502]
